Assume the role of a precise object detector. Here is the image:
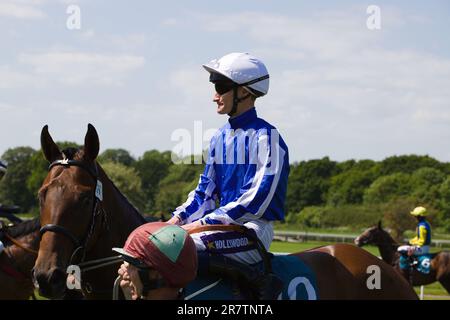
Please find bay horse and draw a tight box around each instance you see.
[178,242,418,300]
[33,124,417,300]
[0,218,40,299]
[355,221,450,294]
[33,124,146,299]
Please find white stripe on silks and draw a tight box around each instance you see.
[216,133,285,224]
[173,189,196,216]
[204,210,236,225]
[237,146,285,224]
[185,199,216,224]
[218,135,269,217]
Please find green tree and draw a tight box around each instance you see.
[133,150,173,212]
[410,167,445,208]
[154,160,204,215]
[102,161,145,212]
[286,157,338,213]
[327,160,379,206]
[379,155,444,176]
[97,149,135,166]
[0,147,37,211]
[438,177,450,232]
[364,173,412,205]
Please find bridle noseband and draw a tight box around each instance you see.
[39,158,105,264]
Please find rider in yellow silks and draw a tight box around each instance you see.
[398,206,432,257]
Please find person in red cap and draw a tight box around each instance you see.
[113,222,197,300]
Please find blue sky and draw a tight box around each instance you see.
[1,0,450,162]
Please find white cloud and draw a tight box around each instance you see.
[108,34,147,48]
[1,4,449,162]
[185,9,450,161]
[0,0,46,19]
[169,66,211,105]
[18,51,146,86]
[162,18,177,26]
[0,65,43,88]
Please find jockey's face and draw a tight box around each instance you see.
[213,86,233,115]
[118,262,179,300]
[213,86,248,116]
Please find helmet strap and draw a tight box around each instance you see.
[138,269,166,297]
[228,86,251,117]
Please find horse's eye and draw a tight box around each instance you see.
[79,193,92,206]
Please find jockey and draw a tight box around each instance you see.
[398,206,432,257]
[113,222,197,300]
[167,52,290,299]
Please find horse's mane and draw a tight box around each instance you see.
[378,227,399,245]
[4,218,40,238]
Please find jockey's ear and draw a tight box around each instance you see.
[377,220,382,229]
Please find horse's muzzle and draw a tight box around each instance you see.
[34,267,67,299]
[354,237,364,247]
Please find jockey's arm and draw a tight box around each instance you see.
[409,226,427,246]
[198,134,285,226]
[170,166,217,225]
[170,136,219,225]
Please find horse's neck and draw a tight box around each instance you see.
[97,168,145,247]
[5,230,40,273]
[377,232,399,264]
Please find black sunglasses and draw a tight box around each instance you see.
[215,81,236,95]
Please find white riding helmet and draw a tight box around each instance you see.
[202,52,270,97]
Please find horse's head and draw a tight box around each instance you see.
[33,124,101,299]
[354,220,387,247]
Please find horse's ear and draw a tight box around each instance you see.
[377,220,382,229]
[84,123,99,161]
[41,125,62,163]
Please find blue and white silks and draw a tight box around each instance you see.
[172,107,290,227]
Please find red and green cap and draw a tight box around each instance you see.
[113,222,197,288]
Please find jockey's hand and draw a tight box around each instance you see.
[181,220,202,232]
[167,215,182,226]
[118,262,140,300]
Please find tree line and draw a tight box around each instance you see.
[1,144,450,236]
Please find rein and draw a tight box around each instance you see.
[0,245,32,281]
[187,224,249,235]
[3,233,38,255]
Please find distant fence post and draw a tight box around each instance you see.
[420,285,424,300]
